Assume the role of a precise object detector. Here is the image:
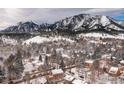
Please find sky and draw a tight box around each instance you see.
[0,8,124,30]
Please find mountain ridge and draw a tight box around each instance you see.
[1,14,124,34]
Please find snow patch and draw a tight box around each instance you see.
[30,77,47,84]
[85,60,94,64]
[100,16,110,26]
[64,74,74,81]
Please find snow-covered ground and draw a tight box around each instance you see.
[23,36,75,45]
[79,32,124,40]
[0,36,18,45]
[20,76,47,84]
[22,57,43,74]
[30,76,47,84]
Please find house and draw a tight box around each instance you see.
[47,69,64,83]
[50,62,60,69]
[84,59,94,68]
[51,69,64,75]
[117,65,124,77]
[84,71,92,83]
[101,54,112,60]
[108,66,123,76]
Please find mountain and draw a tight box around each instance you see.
[39,23,51,32]
[1,14,124,34]
[2,21,39,32]
[51,14,124,33]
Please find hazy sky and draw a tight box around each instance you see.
[0,8,124,30]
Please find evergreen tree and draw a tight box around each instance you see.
[13,50,24,78]
[60,59,65,70]
[39,55,42,62]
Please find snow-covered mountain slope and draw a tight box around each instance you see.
[23,36,75,45]
[2,21,39,32]
[51,14,124,32]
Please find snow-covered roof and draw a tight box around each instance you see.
[62,54,70,58]
[109,67,118,74]
[64,75,74,81]
[120,60,124,64]
[72,79,84,84]
[51,69,63,75]
[101,54,111,59]
[85,60,94,64]
[71,68,77,74]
